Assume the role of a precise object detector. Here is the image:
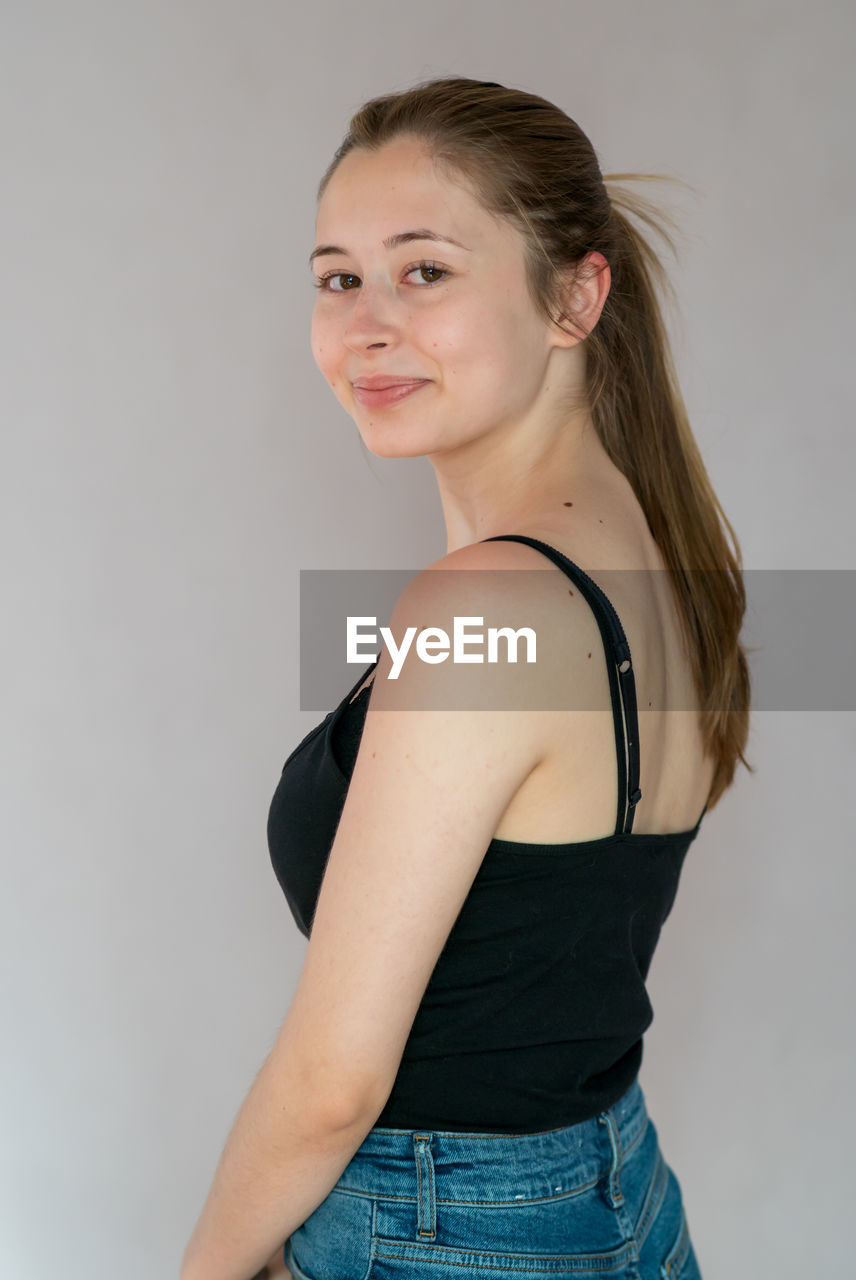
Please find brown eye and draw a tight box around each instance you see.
[313,261,451,293]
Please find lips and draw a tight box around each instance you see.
[353,377,428,390]
[353,380,430,408]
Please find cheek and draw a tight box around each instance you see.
[310,313,329,367]
[439,306,532,402]
[430,303,495,369]
[310,318,345,396]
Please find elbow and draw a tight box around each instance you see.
[266,1047,391,1138]
[310,1068,392,1134]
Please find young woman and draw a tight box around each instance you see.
[182,76,752,1280]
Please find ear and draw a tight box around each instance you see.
[551,251,611,347]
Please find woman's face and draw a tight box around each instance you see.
[310,136,569,461]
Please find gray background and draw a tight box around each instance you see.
[1,1,853,1275]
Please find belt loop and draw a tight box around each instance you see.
[597,1110,625,1209]
[412,1133,437,1239]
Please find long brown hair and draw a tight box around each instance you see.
[316,75,753,812]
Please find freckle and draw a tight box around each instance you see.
[598,518,603,523]
[563,501,573,506]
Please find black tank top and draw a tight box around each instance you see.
[266,534,707,1133]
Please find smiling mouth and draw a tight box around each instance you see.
[353,381,430,407]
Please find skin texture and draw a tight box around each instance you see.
[310,134,616,555]
[252,1245,290,1278]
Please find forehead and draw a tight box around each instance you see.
[315,137,504,250]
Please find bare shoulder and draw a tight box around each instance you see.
[370,537,582,716]
[350,538,567,706]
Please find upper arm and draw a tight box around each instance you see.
[270,543,559,1123]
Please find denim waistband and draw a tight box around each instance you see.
[335,1078,648,1205]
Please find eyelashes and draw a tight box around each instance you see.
[312,261,451,293]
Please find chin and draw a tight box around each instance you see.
[351,414,435,459]
[358,433,429,460]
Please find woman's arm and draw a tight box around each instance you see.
[179,1049,385,1280]
[182,543,551,1280]
[250,1241,292,1278]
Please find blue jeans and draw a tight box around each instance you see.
[284,1077,702,1278]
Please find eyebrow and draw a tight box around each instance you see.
[308,228,471,268]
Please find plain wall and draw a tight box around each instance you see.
[1,1,853,1275]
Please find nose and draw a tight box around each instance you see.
[342,278,400,350]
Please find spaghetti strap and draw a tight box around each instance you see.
[481,534,642,836]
